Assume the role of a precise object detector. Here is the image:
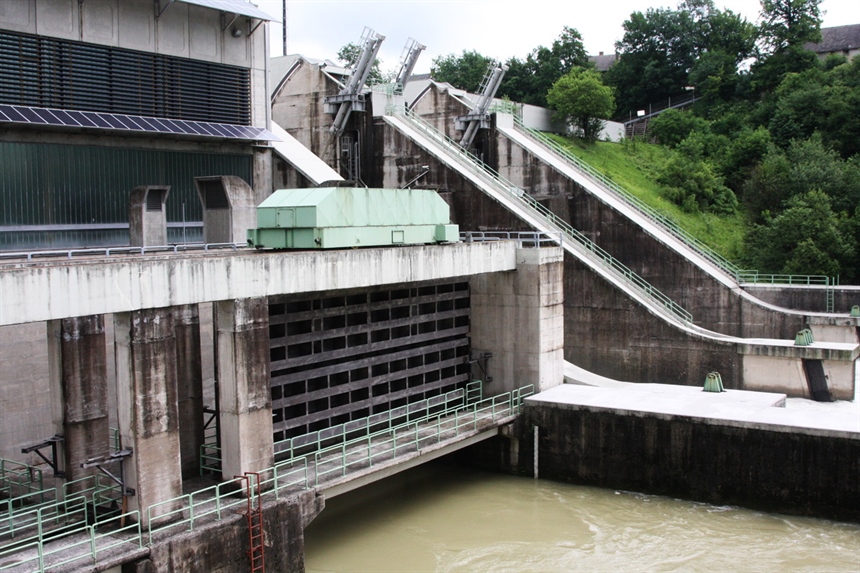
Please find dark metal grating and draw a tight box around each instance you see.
[0,30,251,125]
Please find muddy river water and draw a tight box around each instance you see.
[305,462,860,573]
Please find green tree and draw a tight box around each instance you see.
[430,50,493,92]
[500,27,589,106]
[546,69,615,142]
[336,42,384,85]
[607,1,755,113]
[745,190,856,279]
[757,0,823,54]
[648,109,710,147]
[657,150,738,214]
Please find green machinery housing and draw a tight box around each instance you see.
[247,187,459,249]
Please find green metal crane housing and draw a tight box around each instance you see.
[247,187,459,249]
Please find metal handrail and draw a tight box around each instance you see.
[310,384,535,486]
[0,510,141,573]
[510,116,831,287]
[0,459,44,499]
[273,381,480,460]
[0,242,248,265]
[391,108,694,325]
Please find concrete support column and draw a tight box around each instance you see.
[115,308,183,525]
[470,247,565,395]
[47,315,110,486]
[174,304,204,479]
[215,297,273,482]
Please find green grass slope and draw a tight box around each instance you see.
[547,134,746,263]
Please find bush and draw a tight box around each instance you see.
[648,109,709,147]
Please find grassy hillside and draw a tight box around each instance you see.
[547,134,746,262]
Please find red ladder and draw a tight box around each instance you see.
[239,472,266,573]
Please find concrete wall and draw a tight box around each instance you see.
[519,400,860,522]
[123,489,324,573]
[470,248,565,395]
[743,285,860,314]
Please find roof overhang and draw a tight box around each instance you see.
[156,0,280,22]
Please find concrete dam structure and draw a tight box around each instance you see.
[1,5,859,571]
[270,56,859,399]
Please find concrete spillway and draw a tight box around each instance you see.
[381,109,859,399]
[496,114,856,342]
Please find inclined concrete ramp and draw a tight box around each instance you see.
[382,112,859,398]
[494,114,844,326]
[270,121,343,185]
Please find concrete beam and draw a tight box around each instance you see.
[0,242,517,326]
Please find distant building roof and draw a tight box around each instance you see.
[804,24,860,55]
[588,53,618,72]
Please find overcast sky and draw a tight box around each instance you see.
[255,0,858,73]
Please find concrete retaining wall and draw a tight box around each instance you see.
[519,393,860,522]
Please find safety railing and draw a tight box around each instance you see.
[1,494,86,547]
[199,443,222,476]
[154,464,308,539]
[461,231,560,249]
[0,242,247,264]
[0,459,44,500]
[510,116,833,288]
[147,459,309,544]
[310,384,534,486]
[62,474,122,508]
[0,510,141,573]
[273,382,479,460]
[734,272,830,286]
[390,108,694,325]
[109,428,121,453]
[1,382,534,571]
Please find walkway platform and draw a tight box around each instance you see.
[527,383,860,437]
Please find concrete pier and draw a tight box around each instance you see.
[470,247,565,395]
[215,297,274,481]
[175,304,205,479]
[47,315,110,485]
[522,384,860,522]
[115,308,183,524]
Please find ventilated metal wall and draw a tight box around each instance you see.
[0,142,252,250]
[269,280,472,442]
[0,30,251,125]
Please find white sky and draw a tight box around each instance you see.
[255,0,859,73]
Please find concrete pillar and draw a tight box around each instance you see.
[47,315,110,486]
[114,308,183,525]
[215,297,273,482]
[174,304,204,479]
[194,176,257,244]
[470,247,565,395]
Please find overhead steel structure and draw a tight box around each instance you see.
[324,27,385,136]
[455,60,508,149]
[394,38,426,93]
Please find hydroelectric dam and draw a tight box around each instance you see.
[1,2,859,572]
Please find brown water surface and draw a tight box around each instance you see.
[305,464,860,573]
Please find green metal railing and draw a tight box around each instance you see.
[273,381,479,461]
[199,443,222,476]
[0,510,141,572]
[390,108,694,325]
[3,383,534,572]
[62,474,122,508]
[509,116,832,288]
[0,459,44,500]
[310,385,534,486]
